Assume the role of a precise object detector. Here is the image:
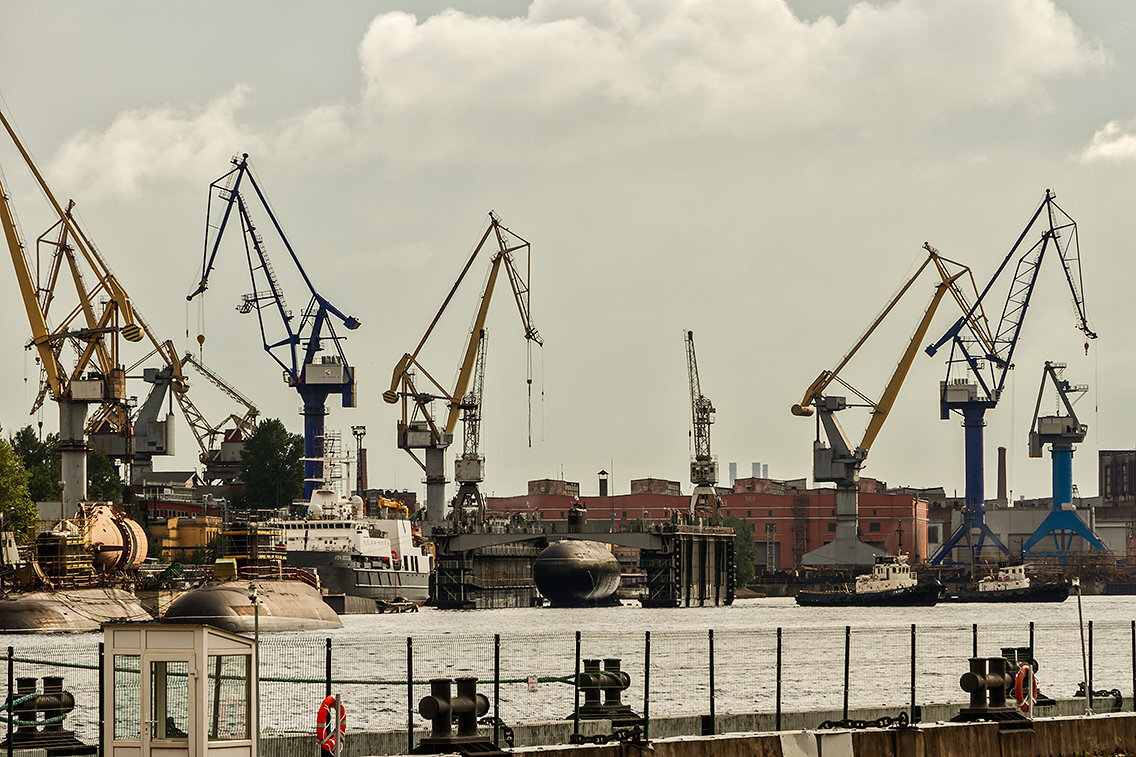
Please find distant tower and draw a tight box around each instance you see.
[762,463,769,479]
[352,425,367,495]
[752,462,760,479]
[729,462,737,486]
[997,446,1007,503]
[598,469,609,497]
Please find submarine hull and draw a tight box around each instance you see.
[533,540,621,607]
[162,579,342,632]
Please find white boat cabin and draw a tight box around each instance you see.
[854,554,918,594]
[977,563,1030,592]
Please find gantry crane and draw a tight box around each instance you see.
[385,212,541,525]
[685,330,719,522]
[926,190,1097,565]
[452,329,489,530]
[187,154,359,499]
[1021,361,1108,561]
[1,108,144,511]
[791,244,975,566]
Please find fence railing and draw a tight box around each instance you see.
[4,619,1135,751]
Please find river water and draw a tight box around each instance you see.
[4,594,1134,741]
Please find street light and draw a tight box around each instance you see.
[598,470,610,532]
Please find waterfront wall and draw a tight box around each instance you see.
[259,697,1133,757]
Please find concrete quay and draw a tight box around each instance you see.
[260,697,1136,757]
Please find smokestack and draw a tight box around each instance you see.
[752,462,760,479]
[598,470,609,498]
[762,463,769,479]
[997,446,1007,503]
[729,462,737,486]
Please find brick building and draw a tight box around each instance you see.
[486,475,931,569]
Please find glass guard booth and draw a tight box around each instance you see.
[103,623,256,757]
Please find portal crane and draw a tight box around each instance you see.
[1,108,143,511]
[187,154,360,499]
[452,329,489,530]
[926,190,1097,565]
[685,330,719,522]
[384,212,541,525]
[1021,361,1108,561]
[791,244,974,566]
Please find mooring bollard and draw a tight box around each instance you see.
[570,658,639,726]
[952,656,1031,731]
[411,677,503,756]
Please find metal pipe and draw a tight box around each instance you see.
[325,637,332,697]
[972,623,978,658]
[843,626,850,720]
[1029,621,1035,659]
[1131,620,1135,712]
[1089,620,1094,712]
[406,637,414,754]
[98,642,105,757]
[8,646,13,757]
[708,629,715,735]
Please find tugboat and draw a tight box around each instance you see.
[945,564,1069,603]
[795,553,942,607]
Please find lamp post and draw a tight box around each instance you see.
[599,470,611,532]
[248,584,261,749]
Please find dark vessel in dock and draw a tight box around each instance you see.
[945,564,1069,603]
[796,553,941,607]
[533,540,621,607]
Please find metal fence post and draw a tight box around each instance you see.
[972,623,978,658]
[708,629,715,735]
[642,631,652,740]
[573,631,581,738]
[909,624,916,723]
[99,641,105,757]
[7,646,13,757]
[325,637,332,697]
[843,626,850,720]
[1088,620,1094,712]
[1131,620,1135,712]
[407,636,414,754]
[493,634,500,745]
[1029,620,1035,659]
[775,628,782,731]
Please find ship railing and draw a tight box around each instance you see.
[237,564,321,590]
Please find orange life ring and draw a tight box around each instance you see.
[316,695,346,751]
[1013,666,1038,712]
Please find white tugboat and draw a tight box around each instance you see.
[796,553,942,607]
[946,563,1069,603]
[273,488,433,604]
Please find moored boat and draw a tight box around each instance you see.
[795,553,942,607]
[946,564,1069,603]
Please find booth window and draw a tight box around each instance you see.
[207,654,250,740]
[113,655,141,740]
[150,660,190,741]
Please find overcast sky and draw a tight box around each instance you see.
[2,0,1135,504]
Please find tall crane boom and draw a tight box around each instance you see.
[452,329,489,530]
[187,154,359,499]
[927,190,1098,565]
[685,331,718,520]
[791,245,975,566]
[385,212,541,525]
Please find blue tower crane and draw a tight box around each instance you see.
[187,154,360,500]
[1022,361,1108,561]
[926,190,1096,565]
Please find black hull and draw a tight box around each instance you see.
[946,582,1069,603]
[796,582,942,607]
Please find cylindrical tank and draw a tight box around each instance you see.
[533,540,621,607]
[84,504,147,571]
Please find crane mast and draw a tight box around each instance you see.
[385,212,541,525]
[685,331,719,521]
[1020,361,1108,560]
[187,154,359,500]
[452,329,489,530]
[927,190,1097,565]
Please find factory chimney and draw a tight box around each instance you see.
[598,470,609,498]
[997,446,1007,503]
[729,462,737,486]
[752,462,761,479]
[762,463,769,479]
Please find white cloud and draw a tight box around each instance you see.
[45,0,1103,193]
[1079,120,1136,163]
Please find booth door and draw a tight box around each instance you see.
[142,656,193,757]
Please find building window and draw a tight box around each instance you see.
[767,510,773,517]
[747,510,752,517]
[869,522,881,532]
[827,523,836,532]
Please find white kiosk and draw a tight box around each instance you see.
[103,623,257,757]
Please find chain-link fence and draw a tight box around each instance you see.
[4,619,1135,747]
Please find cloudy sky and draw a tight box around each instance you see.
[1,0,1134,504]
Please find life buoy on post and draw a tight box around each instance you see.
[1013,665,1038,714]
[316,695,347,752]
